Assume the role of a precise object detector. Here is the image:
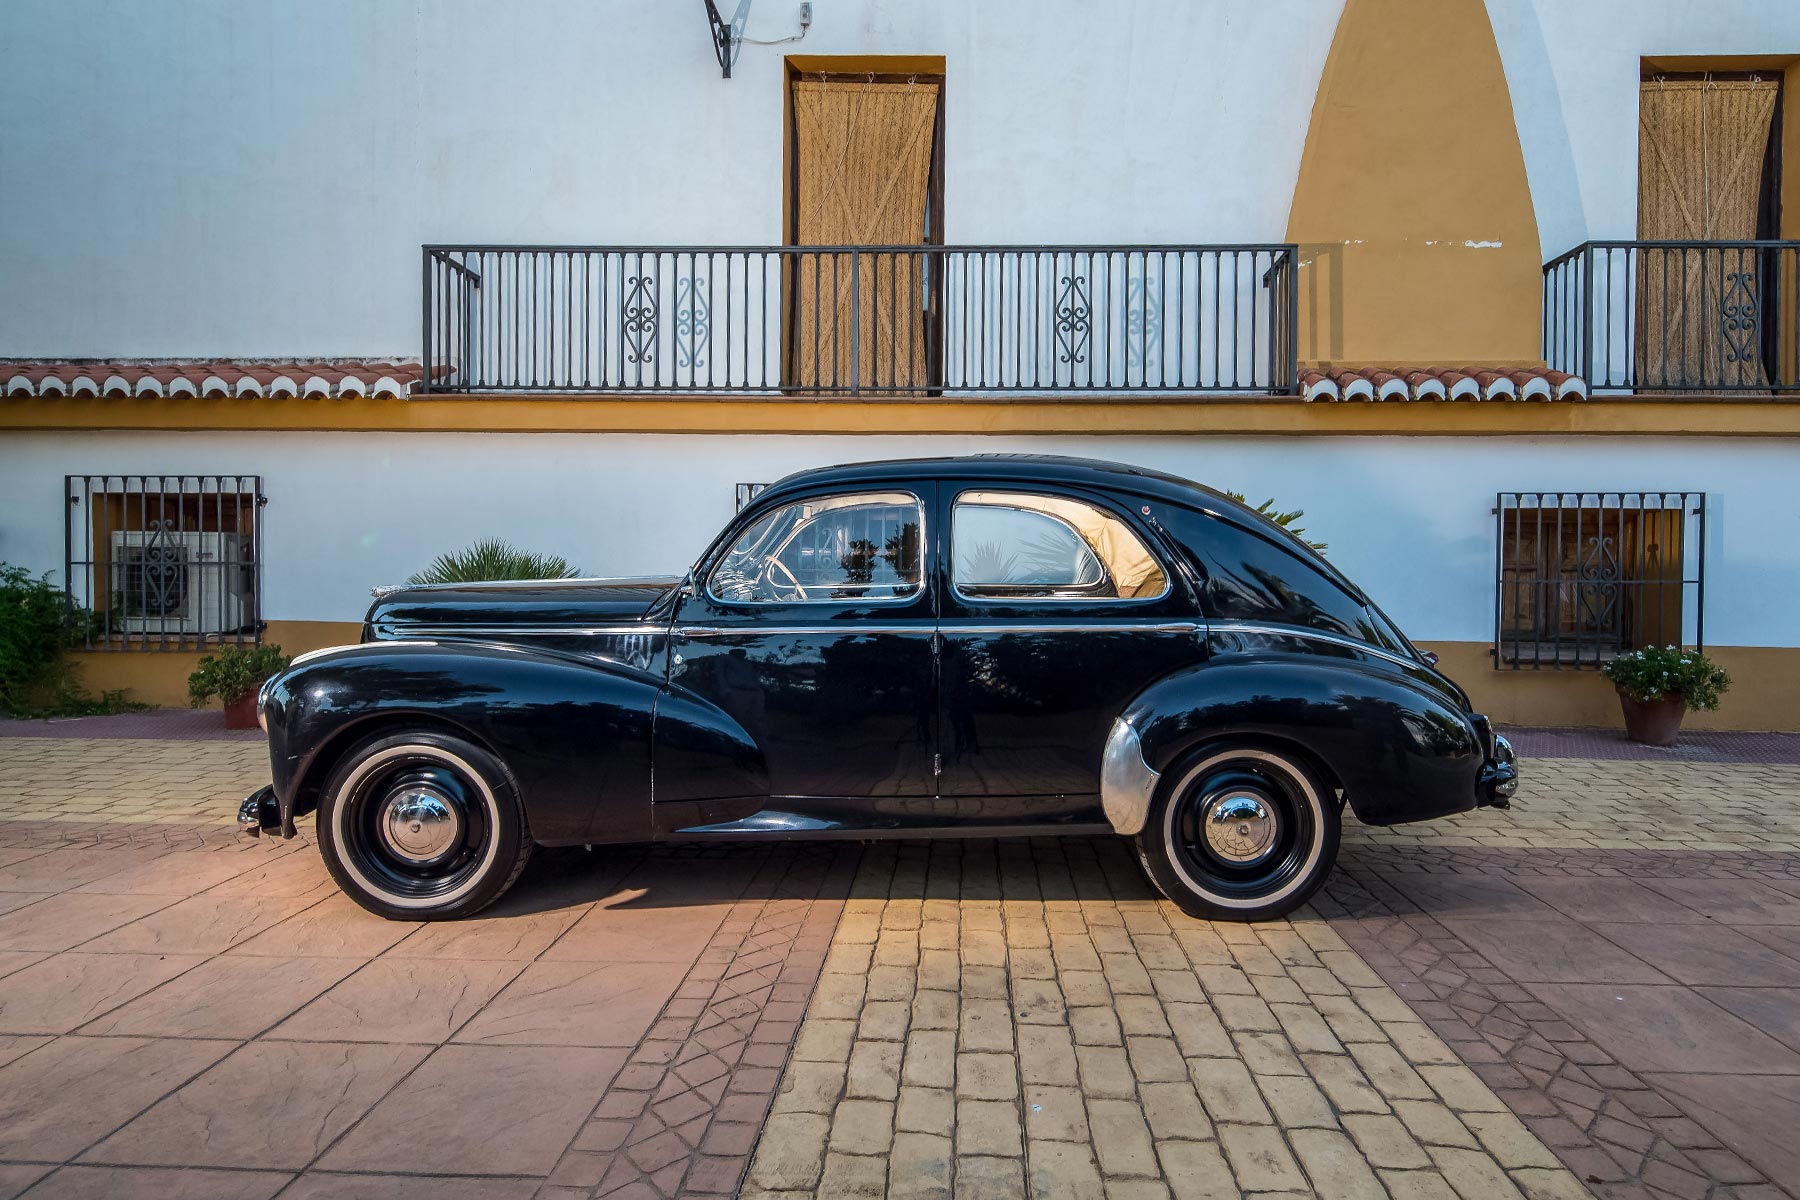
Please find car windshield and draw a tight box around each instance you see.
[710,491,923,602]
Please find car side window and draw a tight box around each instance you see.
[953,491,1168,601]
[708,491,923,603]
[1161,507,1388,642]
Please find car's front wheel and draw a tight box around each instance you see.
[1134,743,1339,922]
[316,729,532,920]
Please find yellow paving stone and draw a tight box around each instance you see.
[1256,1074,1340,1130]
[1290,1127,1388,1199]
[1218,1124,1309,1192]
[897,1086,954,1137]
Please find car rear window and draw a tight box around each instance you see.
[1158,505,1399,647]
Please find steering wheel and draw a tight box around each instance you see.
[764,558,810,602]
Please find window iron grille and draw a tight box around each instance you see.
[1493,491,1705,670]
[64,475,265,651]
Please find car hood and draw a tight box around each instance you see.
[363,576,683,634]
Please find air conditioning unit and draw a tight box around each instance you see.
[109,530,255,635]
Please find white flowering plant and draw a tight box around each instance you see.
[1601,645,1730,710]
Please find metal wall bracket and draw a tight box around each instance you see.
[702,0,734,78]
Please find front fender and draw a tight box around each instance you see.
[262,641,662,845]
[1116,656,1483,830]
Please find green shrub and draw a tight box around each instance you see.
[0,563,140,717]
[187,643,292,707]
[406,538,580,585]
[1602,645,1731,711]
[1225,492,1328,552]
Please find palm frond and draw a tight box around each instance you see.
[1225,491,1328,553]
[406,538,581,584]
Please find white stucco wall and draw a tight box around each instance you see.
[1490,0,1800,258]
[3,2,1798,361]
[2,432,1795,648]
[0,0,1343,359]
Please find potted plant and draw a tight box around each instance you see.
[1601,644,1730,746]
[188,644,292,729]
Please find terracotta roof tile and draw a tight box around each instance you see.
[0,359,425,401]
[1298,365,1587,402]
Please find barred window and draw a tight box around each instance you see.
[1495,492,1704,669]
[65,475,265,650]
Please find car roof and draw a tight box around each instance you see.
[757,454,1257,522]
[749,454,1367,600]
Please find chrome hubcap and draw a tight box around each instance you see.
[1203,792,1279,865]
[379,786,462,866]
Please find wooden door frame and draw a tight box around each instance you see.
[780,58,947,392]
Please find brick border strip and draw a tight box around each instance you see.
[537,842,861,1200]
[1316,845,1790,1200]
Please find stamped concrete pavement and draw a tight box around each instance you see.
[2,726,1798,1198]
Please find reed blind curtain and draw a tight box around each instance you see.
[1636,78,1779,388]
[790,80,940,391]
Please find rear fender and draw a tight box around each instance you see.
[264,642,662,845]
[1116,657,1483,830]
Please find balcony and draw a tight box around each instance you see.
[1544,240,1800,393]
[421,244,1297,397]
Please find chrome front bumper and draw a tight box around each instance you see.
[237,785,281,838]
[1478,733,1519,809]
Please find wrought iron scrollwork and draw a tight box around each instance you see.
[1721,270,1758,364]
[1126,272,1163,375]
[1055,274,1091,366]
[131,518,188,617]
[623,274,658,366]
[674,275,709,370]
[1575,533,1621,638]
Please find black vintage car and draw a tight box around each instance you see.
[241,455,1516,922]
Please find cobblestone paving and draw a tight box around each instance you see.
[0,738,268,827]
[1343,759,1800,852]
[745,838,1590,1200]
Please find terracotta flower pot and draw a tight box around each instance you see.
[1617,688,1686,747]
[224,692,261,730]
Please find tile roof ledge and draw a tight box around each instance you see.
[1299,365,1587,402]
[0,359,424,401]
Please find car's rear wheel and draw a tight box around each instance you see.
[316,730,532,920]
[1134,743,1339,922]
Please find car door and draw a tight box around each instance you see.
[669,485,938,807]
[936,484,1208,819]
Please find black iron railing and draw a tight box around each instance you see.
[65,475,264,651]
[1544,240,1800,392]
[1493,491,1705,670]
[422,244,1297,395]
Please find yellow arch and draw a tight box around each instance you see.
[1286,0,1544,367]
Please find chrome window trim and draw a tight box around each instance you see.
[677,624,935,637]
[1209,620,1427,672]
[677,621,1202,638]
[373,623,665,638]
[703,489,928,609]
[939,621,1201,635]
[948,489,1173,606]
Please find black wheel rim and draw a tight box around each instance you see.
[340,754,491,901]
[1169,754,1316,901]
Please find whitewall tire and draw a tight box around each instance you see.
[1134,744,1340,922]
[316,730,532,921]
